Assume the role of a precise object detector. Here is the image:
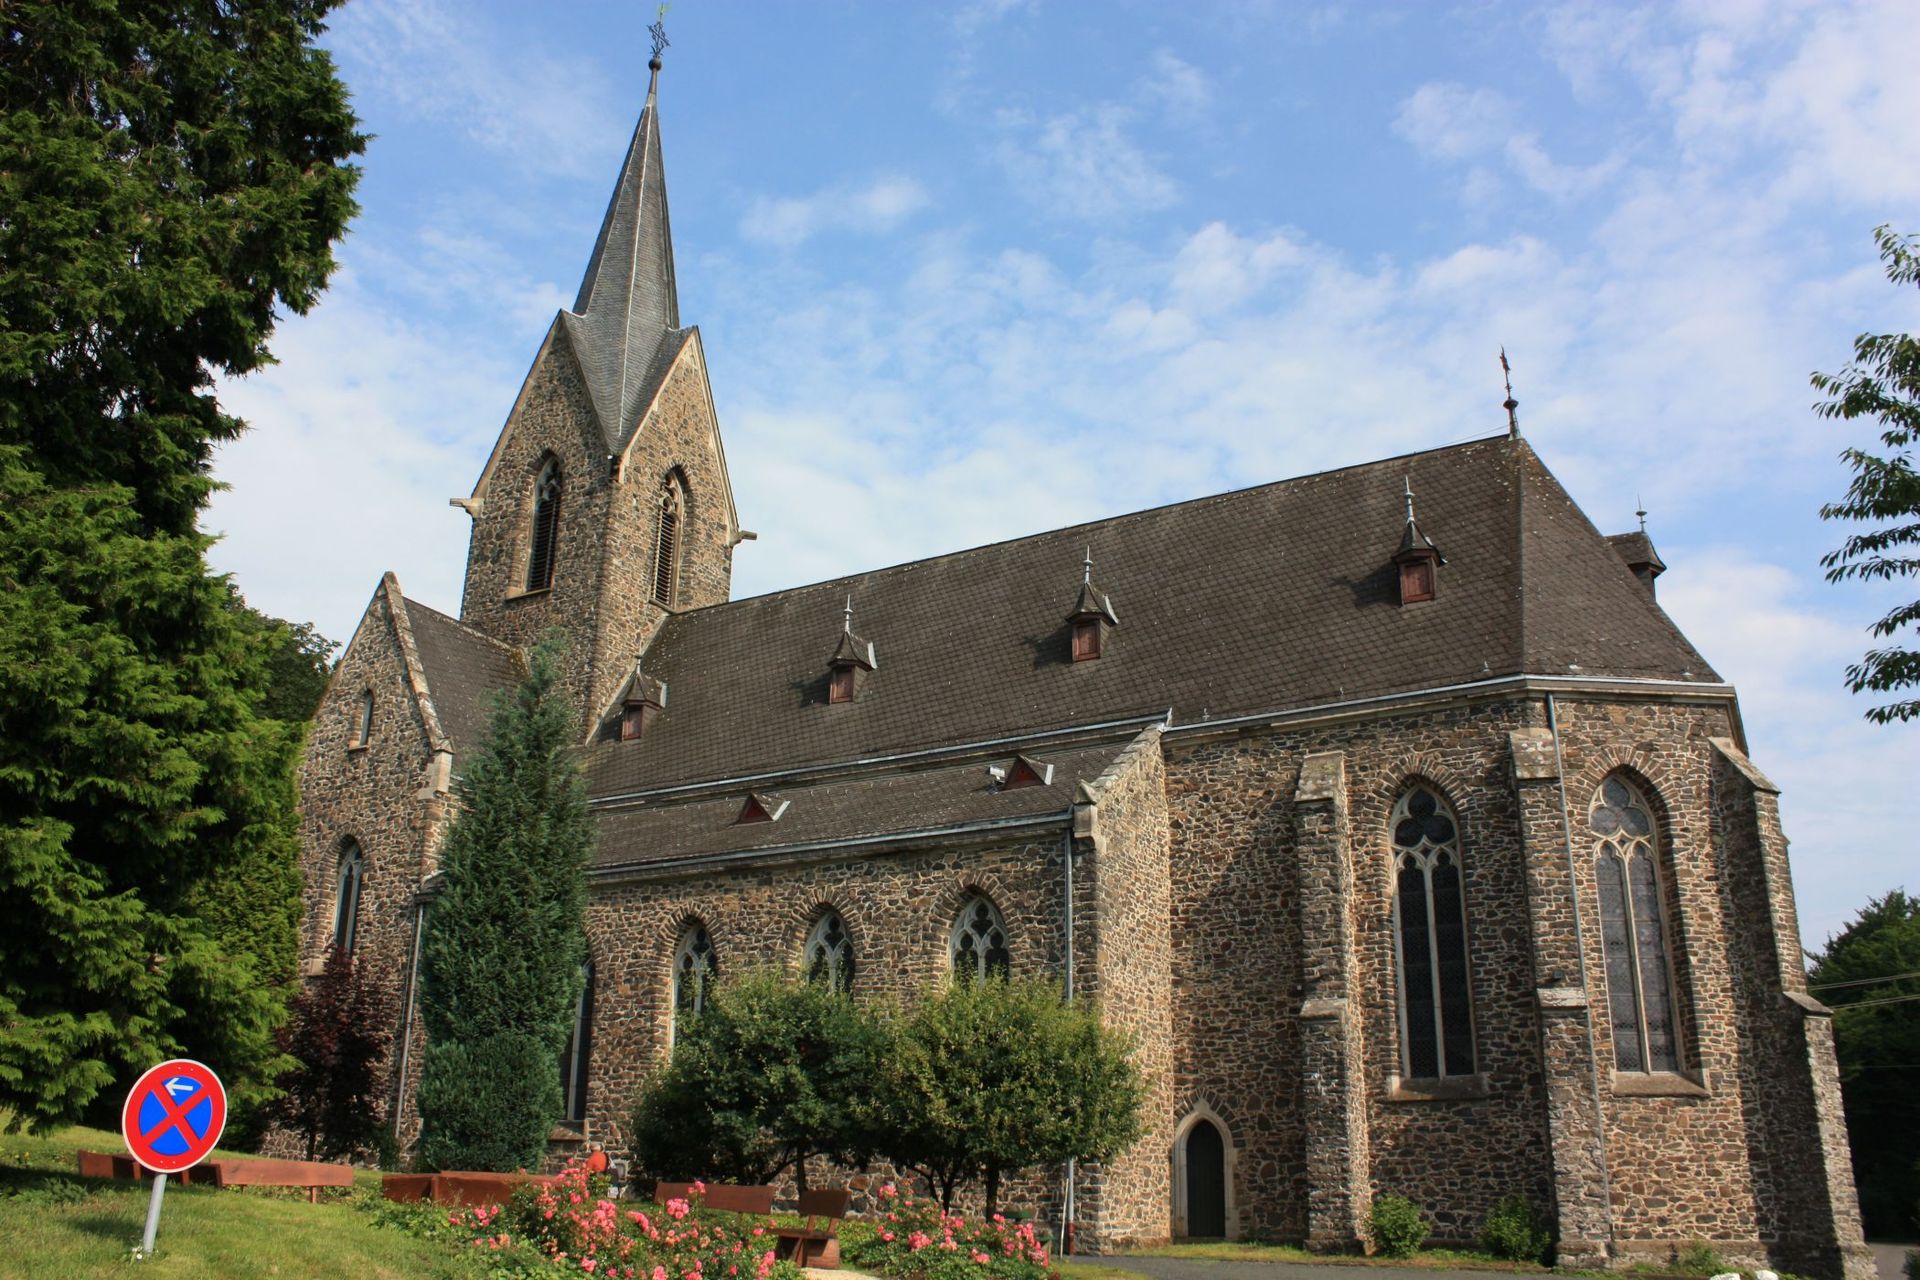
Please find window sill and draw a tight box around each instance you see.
[1610,1070,1709,1098]
[1386,1072,1491,1102]
[505,585,553,602]
[347,742,370,754]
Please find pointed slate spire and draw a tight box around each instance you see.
[561,48,682,446]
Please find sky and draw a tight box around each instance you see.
[203,0,1918,948]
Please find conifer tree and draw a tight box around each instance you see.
[0,1,362,1129]
[416,639,593,1172]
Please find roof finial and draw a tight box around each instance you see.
[843,594,853,634]
[1500,347,1520,438]
[648,5,670,75]
[1083,545,1093,585]
[1636,496,1648,533]
[1403,475,1417,526]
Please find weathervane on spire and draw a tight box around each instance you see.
[1083,545,1093,585]
[648,5,671,68]
[1500,347,1520,438]
[1403,476,1417,525]
[1636,496,1648,533]
[843,594,854,634]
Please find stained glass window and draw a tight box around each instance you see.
[1590,776,1679,1073]
[672,923,717,1040]
[333,841,364,954]
[805,911,855,994]
[1391,786,1475,1078]
[951,895,1011,983]
[526,459,562,592]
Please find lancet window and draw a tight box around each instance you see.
[526,458,563,592]
[560,960,594,1124]
[805,911,855,994]
[672,922,717,1038]
[950,894,1011,983]
[1590,776,1681,1073]
[1391,785,1476,1078]
[652,479,683,606]
[332,841,364,954]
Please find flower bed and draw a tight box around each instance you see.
[367,1160,806,1280]
[842,1184,1057,1280]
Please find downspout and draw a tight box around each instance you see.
[1061,813,1077,1255]
[391,897,427,1144]
[1544,694,1613,1236]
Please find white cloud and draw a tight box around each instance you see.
[1143,50,1215,118]
[329,0,617,179]
[739,177,931,248]
[1393,83,1515,161]
[992,105,1180,222]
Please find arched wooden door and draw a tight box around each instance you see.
[1184,1118,1226,1238]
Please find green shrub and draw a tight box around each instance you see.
[1477,1193,1552,1264]
[416,1031,561,1172]
[1901,1247,1917,1280]
[1674,1241,1726,1275]
[1369,1192,1430,1258]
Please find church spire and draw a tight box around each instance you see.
[563,24,681,444]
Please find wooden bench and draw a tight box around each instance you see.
[770,1187,851,1268]
[653,1180,775,1215]
[380,1170,557,1207]
[76,1150,354,1201]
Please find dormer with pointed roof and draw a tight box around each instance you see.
[1066,548,1119,661]
[453,52,745,736]
[1392,477,1445,605]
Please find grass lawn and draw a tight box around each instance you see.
[0,1124,488,1280]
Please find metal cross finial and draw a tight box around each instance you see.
[1500,347,1520,438]
[843,594,853,634]
[1083,545,1093,585]
[1403,476,1416,525]
[648,5,671,66]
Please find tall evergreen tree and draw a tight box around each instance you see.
[0,1,362,1129]
[416,638,593,1172]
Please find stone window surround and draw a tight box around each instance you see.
[949,892,1011,981]
[1589,771,1692,1078]
[505,452,565,601]
[1170,1103,1240,1240]
[350,687,374,751]
[803,908,855,994]
[332,840,364,954]
[1387,783,1479,1083]
[670,919,717,1044]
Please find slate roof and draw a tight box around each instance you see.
[559,67,682,451]
[593,740,1127,870]
[400,598,523,763]
[582,434,1718,802]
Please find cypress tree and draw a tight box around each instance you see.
[0,1,362,1129]
[416,638,593,1172]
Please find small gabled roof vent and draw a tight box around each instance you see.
[616,659,667,741]
[1392,477,1446,605]
[736,792,789,824]
[1000,753,1054,790]
[827,595,876,703]
[1066,547,1118,662]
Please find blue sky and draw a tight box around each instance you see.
[203,0,1918,945]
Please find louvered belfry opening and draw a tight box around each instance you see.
[652,482,681,606]
[526,460,563,591]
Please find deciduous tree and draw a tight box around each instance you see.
[275,946,395,1162]
[1816,225,1920,723]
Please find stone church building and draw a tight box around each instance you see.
[296,58,1871,1277]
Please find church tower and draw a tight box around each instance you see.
[454,52,743,734]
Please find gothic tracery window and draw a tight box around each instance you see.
[1591,776,1681,1073]
[805,911,855,994]
[950,894,1010,983]
[526,458,563,592]
[652,479,683,606]
[672,923,717,1039]
[1391,785,1475,1078]
[332,841,364,954]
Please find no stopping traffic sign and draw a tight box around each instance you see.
[122,1059,226,1174]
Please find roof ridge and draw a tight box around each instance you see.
[678,432,1517,621]
[382,574,452,754]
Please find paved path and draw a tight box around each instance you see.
[1082,1259,1549,1280]
[1869,1241,1914,1280]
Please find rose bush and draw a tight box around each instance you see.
[843,1183,1057,1280]
[425,1162,807,1280]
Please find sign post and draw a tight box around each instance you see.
[121,1059,226,1258]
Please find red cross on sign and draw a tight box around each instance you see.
[122,1059,227,1174]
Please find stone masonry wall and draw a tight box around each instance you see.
[1075,727,1176,1250]
[593,338,734,724]
[285,578,448,1152]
